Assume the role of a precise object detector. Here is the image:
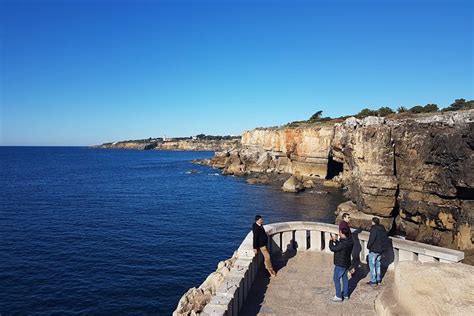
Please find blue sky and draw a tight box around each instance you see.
[1,0,473,146]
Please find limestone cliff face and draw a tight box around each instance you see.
[239,126,334,177]
[156,139,240,151]
[206,110,474,250]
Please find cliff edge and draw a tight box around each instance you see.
[202,110,474,250]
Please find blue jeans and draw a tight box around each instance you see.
[368,251,382,284]
[333,265,349,298]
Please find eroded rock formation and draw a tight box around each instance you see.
[173,255,236,316]
[202,110,474,250]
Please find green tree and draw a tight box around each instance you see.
[397,106,408,113]
[423,104,439,113]
[309,110,323,121]
[355,108,378,118]
[409,105,424,113]
[444,98,474,111]
[377,106,395,117]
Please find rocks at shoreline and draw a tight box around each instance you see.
[196,110,474,250]
[282,175,305,192]
[173,255,236,316]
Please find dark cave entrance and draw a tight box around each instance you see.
[456,186,474,200]
[326,156,344,180]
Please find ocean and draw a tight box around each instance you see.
[0,147,345,315]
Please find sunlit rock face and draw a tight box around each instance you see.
[205,110,474,250]
[241,125,335,178]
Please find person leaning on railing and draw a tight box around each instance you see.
[252,215,277,277]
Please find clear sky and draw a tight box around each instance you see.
[1,0,473,146]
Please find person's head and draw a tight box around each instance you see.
[255,215,264,225]
[372,217,380,226]
[342,213,351,223]
[340,227,351,239]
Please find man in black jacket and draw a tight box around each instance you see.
[329,227,353,301]
[253,215,276,277]
[367,217,389,286]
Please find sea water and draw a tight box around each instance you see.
[0,147,345,314]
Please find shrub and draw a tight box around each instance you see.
[397,106,408,113]
[443,99,474,111]
[377,106,395,117]
[423,104,439,112]
[355,108,378,118]
[409,105,424,113]
[309,110,323,121]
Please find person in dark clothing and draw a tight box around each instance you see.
[338,213,351,233]
[367,217,389,286]
[252,215,276,277]
[329,227,354,301]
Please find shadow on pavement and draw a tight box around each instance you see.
[239,249,296,315]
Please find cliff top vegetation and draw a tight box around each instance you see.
[284,98,474,128]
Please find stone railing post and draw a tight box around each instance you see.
[323,231,332,253]
[295,230,307,251]
[309,230,322,251]
[282,231,294,252]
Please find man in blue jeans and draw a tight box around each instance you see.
[329,227,353,302]
[367,217,389,286]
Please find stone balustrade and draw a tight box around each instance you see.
[202,221,464,316]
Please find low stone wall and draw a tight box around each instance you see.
[177,221,465,316]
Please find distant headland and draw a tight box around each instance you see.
[93,134,241,152]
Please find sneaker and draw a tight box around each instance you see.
[344,297,350,300]
[331,296,343,302]
[366,281,378,287]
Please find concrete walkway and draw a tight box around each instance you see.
[240,251,393,316]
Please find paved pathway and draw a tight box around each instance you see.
[240,251,393,316]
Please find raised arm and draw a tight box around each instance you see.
[329,239,344,252]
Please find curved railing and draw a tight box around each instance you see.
[202,221,464,315]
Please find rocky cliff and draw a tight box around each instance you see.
[203,110,474,250]
[95,138,240,152]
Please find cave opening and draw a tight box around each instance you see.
[456,186,474,200]
[326,156,344,180]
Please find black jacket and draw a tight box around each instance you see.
[367,224,389,253]
[252,223,268,249]
[329,236,354,268]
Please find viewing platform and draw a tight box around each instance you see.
[199,221,467,316]
[240,251,389,315]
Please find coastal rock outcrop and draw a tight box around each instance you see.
[200,110,474,250]
[282,175,304,192]
[173,255,236,316]
[331,111,474,249]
